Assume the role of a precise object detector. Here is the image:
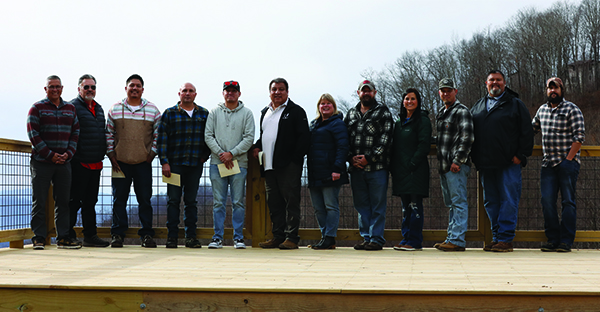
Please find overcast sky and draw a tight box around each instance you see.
[2,0,555,142]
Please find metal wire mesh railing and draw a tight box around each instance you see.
[1,138,599,249]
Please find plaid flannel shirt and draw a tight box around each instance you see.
[344,101,394,172]
[435,100,474,173]
[532,99,585,167]
[157,103,210,166]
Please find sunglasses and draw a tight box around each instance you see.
[224,81,239,86]
[82,85,96,90]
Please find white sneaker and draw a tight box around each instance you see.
[234,239,246,249]
[208,239,223,249]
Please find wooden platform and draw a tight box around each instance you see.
[1,245,599,311]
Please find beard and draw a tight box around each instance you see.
[547,93,563,104]
[489,87,503,97]
[360,95,376,107]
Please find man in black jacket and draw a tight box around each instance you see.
[253,78,310,249]
[470,70,533,252]
[68,74,109,247]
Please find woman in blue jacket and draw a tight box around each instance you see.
[308,94,349,249]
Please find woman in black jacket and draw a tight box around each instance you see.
[307,94,349,249]
[390,88,432,251]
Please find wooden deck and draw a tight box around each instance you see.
[1,245,599,311]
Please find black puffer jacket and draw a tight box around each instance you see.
[70,96,107,163]
[307,113,349,188]
[470,88,533,170]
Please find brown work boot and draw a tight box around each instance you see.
[436,242,465,252]
[491,242,513,252]
[483,241,497,252]
[258,238,285,249]
[278,239,298,250]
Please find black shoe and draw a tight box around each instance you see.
[354,241,369,250]
[141,235,157,248]
[365,242,383,250]
[57,237,82,249]
[541,242,558,252]
[32,237,45,250]
[166,237,178,248]
[185,238,202,248]
[111,234,124,248]
[83,235,110,247]
[314,236,335,250]
[311,238,325,249]
[556,243,571,252]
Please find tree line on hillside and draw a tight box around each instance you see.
[344,0,599,144]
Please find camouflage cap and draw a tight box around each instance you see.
[358,80,376,91]
[439,78,456,90]
[546,77,563,90]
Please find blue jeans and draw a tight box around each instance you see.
[399,194,423,249]
[309,185,341,238]
[166,164,203,239]
[111,161,155,238]
[440,164,471,247]
[349,169,388,245]
[210,165,247,241]
[30,159,71,239]
[480,164,521,243]
[541,159,580,246]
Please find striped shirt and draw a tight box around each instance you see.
[532,99,585,167]
[27,98,79,163]
[106,98,161,162]
[157,103,210,166]
[344,101,394,172]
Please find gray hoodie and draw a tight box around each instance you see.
[205,101,255,168]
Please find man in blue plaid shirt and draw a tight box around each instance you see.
[157,82,210,249]
[433,78,474,252]
[532,77,585,253]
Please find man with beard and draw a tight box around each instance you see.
[68,74,109,247]
[470,70,533,252]
[253,78,310,250]
[344,80,394,250]
[532,77,585,253]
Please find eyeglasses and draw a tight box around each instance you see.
[47,85,62,90]
[82,85,96,90]
[224,81,239,86]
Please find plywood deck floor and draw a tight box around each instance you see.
[0,245,599,295]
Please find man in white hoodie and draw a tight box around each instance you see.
[205,81,255,249]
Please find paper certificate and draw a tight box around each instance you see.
[112,169,126,178]
[258,151,264,166]
[162,173,181,187]
[218,160,241,177]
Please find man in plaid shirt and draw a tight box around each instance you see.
[433,78,474,252]
[344,80,394,250]
[158,82,209,249]
[532,77,585,253]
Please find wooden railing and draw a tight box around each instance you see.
[2,138,600,248]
